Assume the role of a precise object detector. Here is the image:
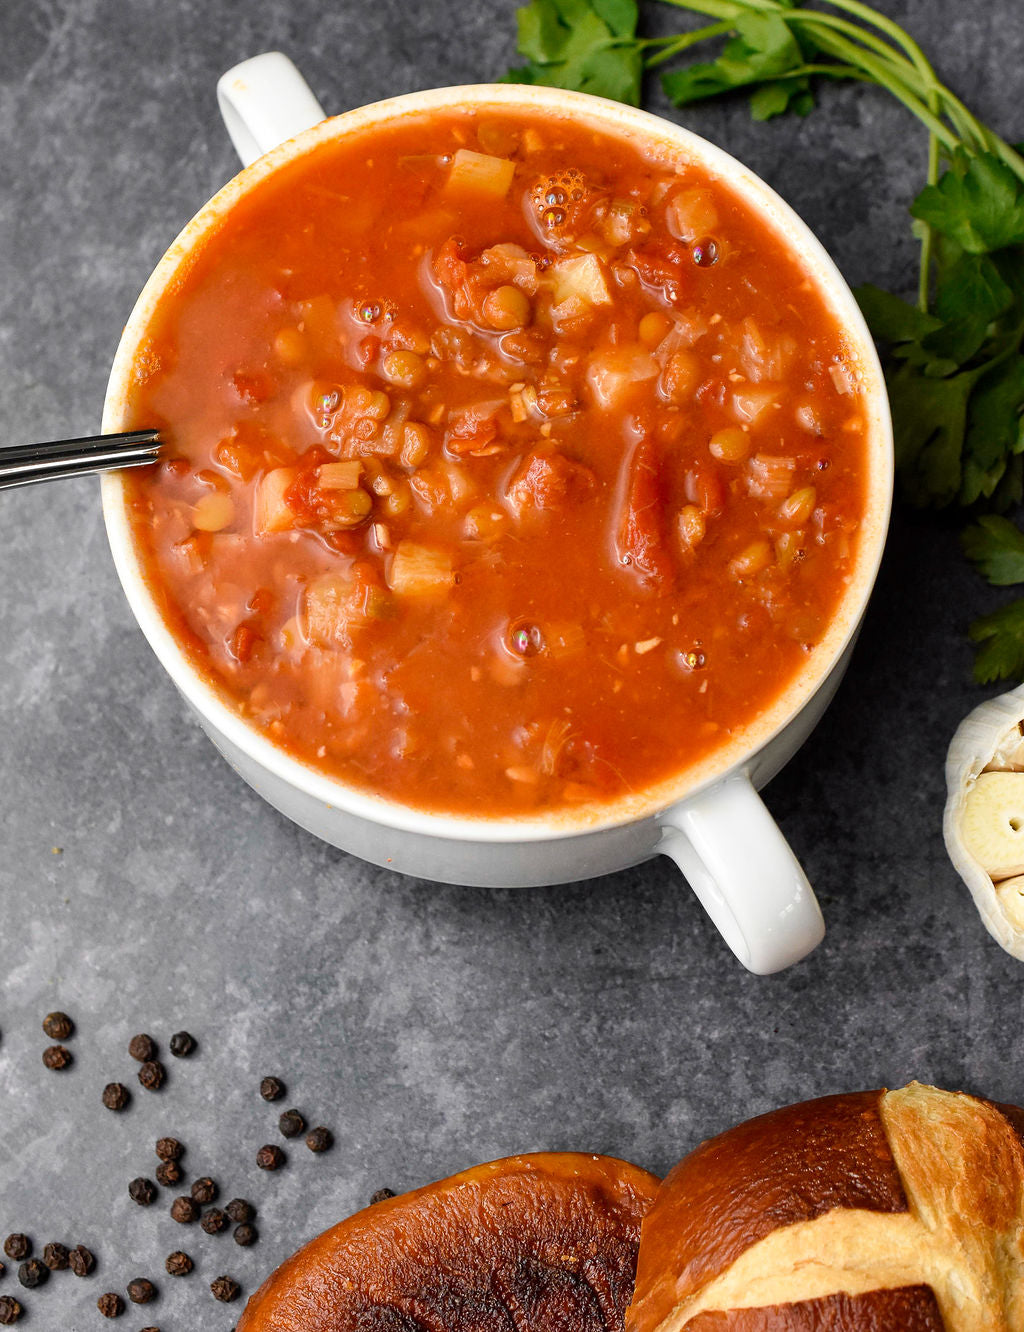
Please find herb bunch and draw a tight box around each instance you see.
[503,0,1024,682]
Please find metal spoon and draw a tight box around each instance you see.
[0,430,162,491]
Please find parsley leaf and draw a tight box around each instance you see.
[911,152,1024,255]
[886,361,980,506]
[962,515,1024,585]
[661,12,811,120]
[503,0,643,104]
[960,357,1024,504]
[969,598,1024,683]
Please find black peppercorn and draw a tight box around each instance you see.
[190,1176,217,1204]
[200,1208,228,1235]
[102,1082,130,1111]
[68,1244,95,1277]
[126,1277,156,1304]
[138,1060,165,1091]
[169,1197,199,1224]
[97,1290,124,1317]
[0,1295,21,1325]
[128,1033,157,1062]
[210,1275,240,1303]
[0,1260,5,1278]
[259,1076,285,1101]
[225,1199,254,1224]
[232,1223,258,1247]
[17,1259,47,1290]
[42,1044,72,1070]
[278,1108,305,1138]
[305,1126,333,1153]
[2,1239,29,1263]
[42,1241,69,1270]
[165,1251,193,1277]
[256,1144,285,1171]
[129,1177,158,1206]
[169,1030,196,1057]
[155,1136,183,1161]
[42,1011,74,1040]
[155,1160,182,1187]
[370,1187,396,1204]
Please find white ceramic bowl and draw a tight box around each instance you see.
[101,55,893,974]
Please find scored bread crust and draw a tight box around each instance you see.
[237,1152,660,1332]
[627,1083,1024,1332]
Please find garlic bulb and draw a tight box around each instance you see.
[945,683,1024,960]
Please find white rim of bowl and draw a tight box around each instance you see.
[101,83,894,844]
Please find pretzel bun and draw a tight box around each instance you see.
[627,1081,1024,1332]
[238,1152,660,1331]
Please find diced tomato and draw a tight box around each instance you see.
[618,436,674,585]
[506,449,595,514]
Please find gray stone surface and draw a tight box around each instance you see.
[2,0,1023,1326]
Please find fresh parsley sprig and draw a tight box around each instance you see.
[503,0,1024,682]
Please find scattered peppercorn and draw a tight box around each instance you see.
[169,1197,199,1224]
[200,1208,228,1235]
[210,1275,240,1303]
[169,1030,196,1057]
[128,1034,157,1062]
[42,1011,74,1040]
[259,1076,285,1101]
[17,1259,47,1290]
[42,1241,69,1270]
[155,1137,183,1161]
[129,1177,158,1206]
[42,1044,72,1070]
[155,1160,182,1187]
[0,1295,21,1325]
[164,1251,193,1277]
[190,1176,217,1205]
[232,1224,258,1247]
[370,1188,396,1204]
[97,1291,124,1317]
[2,1240,28,1263]
[224,1199,253,1224]
[305,1126,333,1153]
[126,1277,156,1304]
[68,1244,95,1277]
[256,1144,285,1171]
[0,1261,5,1278]
[138,1060,165,1091]
[278,1108,305,1138]
[102,1082,130,1111]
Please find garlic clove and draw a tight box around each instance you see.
[945,683,1024,961]
[959,772,1024,880]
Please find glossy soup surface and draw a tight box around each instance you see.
[124,107,867,817]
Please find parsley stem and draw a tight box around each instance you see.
[642,20,735,69]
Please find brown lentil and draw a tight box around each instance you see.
[138,1060,165,1091]
[190,1176,217,1204]
[42,1242,68,1270]
[126,1277,157,1304]
[128,1034,157,1062]
[165,1250,193,1277]
[0,1295,21,1324]
[256,1144,285,1171]
[42,1011,74,1041]
[68,1244,95,1277]
[155,1160,182,1188]
[259,1076,285,1101]
[42,1044,72,1070]
[169,1030,196,1057]
[155,1136,184,1161]
[17,1260,47,1290]
[210,1275,240,1303]
[97,1291,124,1317]
[169,1197,199,1224]
[305,1126,333,1153]
[2,1240,28,1263]
[102,1082,130,1111]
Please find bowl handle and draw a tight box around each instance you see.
[217,52,327,167]
[657,773,824,974]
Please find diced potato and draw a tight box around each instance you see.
[747,454,797,502]
[731,385,778,424]
[255,467,297,534]
[447,149,515,198]
[317,460,363,490]
[303,574,356,647]
[550,253,612,307]
[388,542,455,597]
[586,347,658,410]
[665,187,719,242]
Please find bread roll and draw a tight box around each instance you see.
[238,1152,660,1331]
[627,1082,1024,1331]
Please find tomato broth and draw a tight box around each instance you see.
[124,107,868,817]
